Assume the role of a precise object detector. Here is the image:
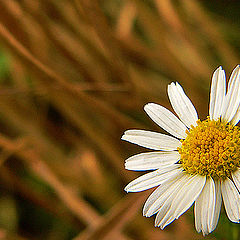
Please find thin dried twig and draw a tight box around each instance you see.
[74,193,147,240]
[0,21,142,129]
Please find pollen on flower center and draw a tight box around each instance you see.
[178,117,240,179]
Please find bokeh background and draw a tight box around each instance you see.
[0,0,239,239]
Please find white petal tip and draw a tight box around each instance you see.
[122,130,130,135]
[143,213,150,217]
[231,219,240,223]
[233,65,240,73]
[143,209,152,217]
[124,185,140,193]
[121,135,125,140]
[121,132,130,141]
[144,102,155,109]
[168,82,175,87]
[124,163,128,170]
[124,184,131,192]
[195,229,210,236]
[124,162,134,171]
[143,103,155,114]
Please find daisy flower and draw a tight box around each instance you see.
[122,66,240,235]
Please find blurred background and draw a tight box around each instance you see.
[0,0,239,239]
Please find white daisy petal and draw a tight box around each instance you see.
[221,178,240,223]
[194,200,201,234]
[212,180,222,232]
[209,66,226,121]
[154,174,191,227]
[171,174,206,219]
[168,82,198,128]
[232,168,240,192]
[144,103,188,139]
[144,172,188,217]
[155,203,175,229]
[231,105,240,126]
[221,65,240,122]
[124,165,181,192]
[156,174,206,229]
[121,130,181,151]
[194,177,215,235]
[125,151,180,171]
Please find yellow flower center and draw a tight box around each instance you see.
[178,117,240,179]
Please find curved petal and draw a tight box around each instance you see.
[171,174,206,218]
[231,105,240,125]
[125,151,180,171]
[221,178,240,223]
[155,203,175,229]
[155,174,206,229]
[168,82,198,128]
[121,130,181,151]
[144,103,188,139]
[211,180,222,232]
[221,65,240,122]
[124,165,181,192]
[143,172,188,217]
[232,168,240,192]
[154,174,192,228]
[194,177,215,235]
[209,66,226,121]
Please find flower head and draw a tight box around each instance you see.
[122,66,240,235]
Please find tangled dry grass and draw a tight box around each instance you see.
[0,0,239,239]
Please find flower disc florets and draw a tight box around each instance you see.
[179,117,240,179]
